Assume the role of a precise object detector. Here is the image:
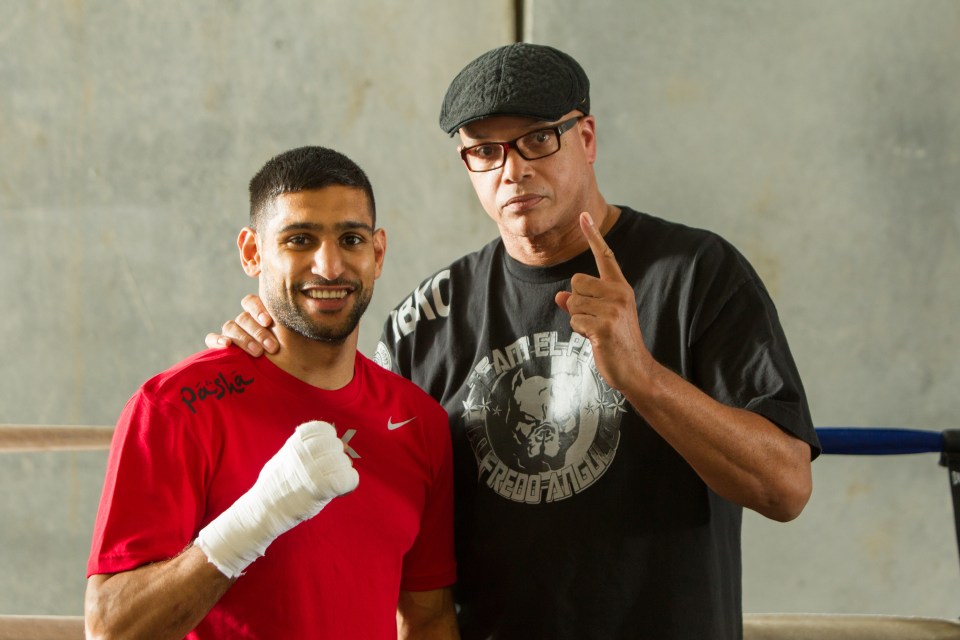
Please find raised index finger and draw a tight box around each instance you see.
[580,212,625,282]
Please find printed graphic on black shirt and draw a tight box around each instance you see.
[462,331,624,504]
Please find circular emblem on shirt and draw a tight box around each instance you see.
[462,331,623,503]
[373,341,393,370]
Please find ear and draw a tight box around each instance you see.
[511,367,526,390]
[578,115,598,165]
[372,228,387,280]
[238,227,261,277]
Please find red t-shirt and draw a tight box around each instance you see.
[88,348,456,639]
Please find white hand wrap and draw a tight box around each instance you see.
[195,420,359,578]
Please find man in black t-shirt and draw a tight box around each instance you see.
[211,44,820,640]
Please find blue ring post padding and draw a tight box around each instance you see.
[815,427,945,455]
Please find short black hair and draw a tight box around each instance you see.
[248,146,376,229]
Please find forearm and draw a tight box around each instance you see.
[625,358,812,521]
[85,545,234,640]
[397,589,461,640]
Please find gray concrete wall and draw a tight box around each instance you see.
[0,0,508,615]
[2,0,958,621]
[531,0,960,618]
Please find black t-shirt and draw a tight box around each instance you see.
[376,207,819,640]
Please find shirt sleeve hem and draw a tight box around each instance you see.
[399,567,457,592]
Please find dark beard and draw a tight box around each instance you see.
[269,280,372,344]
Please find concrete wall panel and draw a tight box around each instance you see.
[529,0,960,618]
[0,0,511,615]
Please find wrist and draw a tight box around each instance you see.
[196,490,280,578]
[623,355,673,417]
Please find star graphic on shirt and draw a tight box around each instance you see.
[600,392,628,416]
[462,395,491,418]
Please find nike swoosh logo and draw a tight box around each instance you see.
[387,416,416,430]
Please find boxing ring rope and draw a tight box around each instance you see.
[0,424,114,452]
[816,427,947,455]
[0,615,84,640]
[0,425,107,639]
[1,425,959,639]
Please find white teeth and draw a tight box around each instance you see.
[304,289,348,299]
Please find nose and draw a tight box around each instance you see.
[500,143,533,183]
[312,240,345,280]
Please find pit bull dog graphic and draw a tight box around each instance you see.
[506,369,581,472]
[461,333,625,504]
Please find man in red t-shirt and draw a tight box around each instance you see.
[85,146,458,639]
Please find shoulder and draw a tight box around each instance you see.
[113,349,256,457]
[615,206,729,250]
[380,237,502,344]
[614,206,755,275]
[360,353,445,412]
[136,347,257,406]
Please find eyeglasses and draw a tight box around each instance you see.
[458,116,582,172]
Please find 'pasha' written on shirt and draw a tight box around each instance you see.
[181,371,255,414]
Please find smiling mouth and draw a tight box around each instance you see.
[304,289,349,300]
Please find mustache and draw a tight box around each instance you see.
[298,277,359,289]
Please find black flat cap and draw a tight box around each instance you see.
[439,43,590,136]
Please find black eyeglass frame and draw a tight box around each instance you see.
[457,116,583,172]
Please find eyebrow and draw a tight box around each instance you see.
[278,220,375,234]
[462,120,553,142]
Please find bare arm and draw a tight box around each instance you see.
[556,213,812,522]
[397,588,460,640]
[85,545,233,640]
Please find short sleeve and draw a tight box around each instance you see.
[688,239,820,456]
[87,389,212,576]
